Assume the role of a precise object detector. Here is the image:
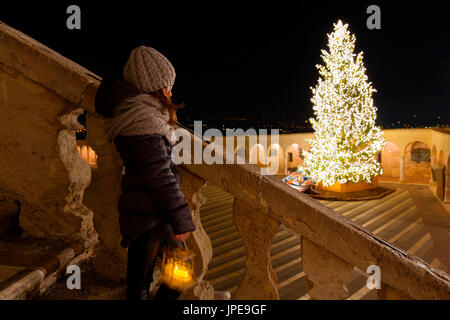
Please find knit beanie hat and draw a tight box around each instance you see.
[122,46,176,93]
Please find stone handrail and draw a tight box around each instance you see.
[178,128,450,299]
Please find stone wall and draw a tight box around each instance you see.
[381,141,401,180]
[0,25,97,243]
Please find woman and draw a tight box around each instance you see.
[95,46,195,300]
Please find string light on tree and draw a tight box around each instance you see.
[300,20,385,187]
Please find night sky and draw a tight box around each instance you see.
[2,1,450,127]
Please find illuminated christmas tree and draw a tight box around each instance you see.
[301,20,385,187]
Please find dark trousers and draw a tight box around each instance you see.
[126,224,181,300]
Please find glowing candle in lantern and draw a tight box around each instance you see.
[161,248,195,291]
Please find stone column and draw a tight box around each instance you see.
[302,238,353,300]
[399,155,405,183]
[233,199,280,300]
[177,167,215,300]
[445,170,450,203]
[284,152,288,175]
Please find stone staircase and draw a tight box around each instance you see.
[202,182,449,299]
[201,185,306,299]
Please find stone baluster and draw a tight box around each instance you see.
[177,167,215,300]
[233,200,280,300]
[301,238,353,300]
[56,108,97,241]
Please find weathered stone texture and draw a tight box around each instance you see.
[233,199,280,300]
[177,168,214,299]
[381,141,401,179]
[0,62,94,240]
[302,238,353,299]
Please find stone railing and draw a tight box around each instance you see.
[0,22,99,245]
[178,128,450,300]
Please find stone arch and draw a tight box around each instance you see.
[249,144,267,167]
[431,145,437,165]
[438,150,446,166]
[403,141,431,184]
[267,143,284,175]
[234,145,248,162]
[380,141,401,181]
[285,143,303,174]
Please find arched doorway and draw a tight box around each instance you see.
[285,144,303,174]
[249,144,267,167]
[267,144,284,175]
[234,145,247,163]
[380,141,401,181]
[403,141,431,184]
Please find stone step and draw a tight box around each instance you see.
[208,245,302,292]
[209,231,298,270]
[206,239,300,283]
[201,209,233,225]
[208,225,237,241]
[203,217,235,234]
[201,199,234,213]
[0,236,96,300]
[203,193,234,204]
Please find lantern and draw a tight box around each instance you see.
[161,241,196,291]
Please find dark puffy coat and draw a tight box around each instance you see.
[95,78,195,248]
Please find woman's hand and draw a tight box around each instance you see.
[172,231,191,241]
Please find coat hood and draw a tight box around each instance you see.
[95,78,141,118]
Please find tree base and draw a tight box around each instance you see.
[318,176,378,193]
